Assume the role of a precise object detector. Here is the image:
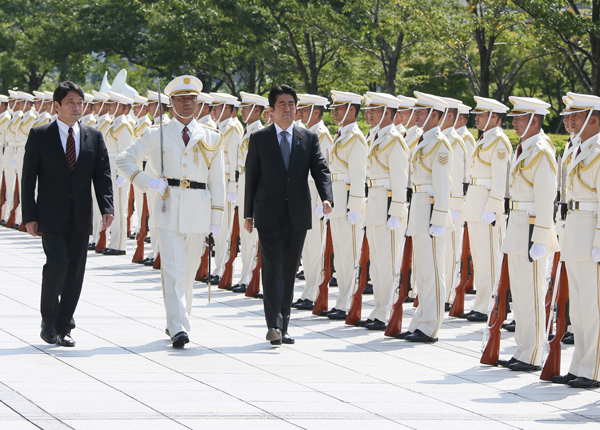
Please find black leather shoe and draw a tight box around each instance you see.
[267,328,282,345]
[395,331,412,339]
[319,307,337,317]
[296,270,305,280]
[282,333,295,344]
[291,299,303,308]
[404,296,415,303]
[466,289,476,295]
[103,248,126,256]
[210,275,220,284]
[144,237,151,243]
[329,277,338,287]
[253,293,263,299]
[405,329,437,343]
[467,311,488,322]
[445,302,451,312]
[366,319,387,330]
[508,360,541,372]
[354,319,374,327]
[226,284,237,291]
[40,322,57,344]
[502,320,516,332]
[562,332,574,345]
[457,310,475,319]
[295,299,314,310]
[87,242,97,251]
[57,333,76,347]
[11,223,20,229]
[172,331,189,348]
[144,258,155,266]
[496,357,518,368]
[232,284,247,293]
[165,328,170,337]
[568,377,600,389]
[95,248,106,254]
[327,309,348,320]
[127,233,136,239]
[551,373,577,384]
[362,284,373,294]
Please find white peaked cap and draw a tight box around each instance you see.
[507,96,551,116]
[17,91,34,102]
[84,93,94,103]
[440,97,463,109]
[8,90,18,99]
[363,92,400,109]
[132,94,148,105]
[472,96,509,114]
[239,92,269,108]
[0,94,8,103]
[458,103,472,115]
[397,95,417,110]
[165,75,203,97]
[562,95,573,108]
[330,90,363,107]
[92,90,110,102]
[209,92,238,106]
[107,91,134,105]
[297,94,329,108]
[147,90,170,103]
[44,91,54,100]
[413,91,448,112]
[33,91,47,101]
[196,92,213,104]
[561,92,600,115]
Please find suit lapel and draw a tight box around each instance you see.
[288,125,304,171]
[73,123,91,172]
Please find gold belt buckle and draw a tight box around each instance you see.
[181,179,191,190]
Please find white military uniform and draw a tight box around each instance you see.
[396,122,407,136]
[3,103,22,222]
[198,114,217,128]
[0,104,11,218]
[14,99,36,226]
[405,124,424,159]
[132,113,153,234]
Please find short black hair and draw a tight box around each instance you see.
[492,112,506,125]
[350,103,361,120]
[268,84,298,108]
[431,109,444,121]
[315,106,324,119]
[388,108,397,119]
[446,108,458,120]
[53,81,84,105]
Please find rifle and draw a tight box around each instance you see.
[449,224,473,316]
[195,238,210,282]
[153,252,161,269]
[544,252,561,332]
[206,233,214,303]
[345,227,369,325]
[127,184,135,236]
[218,205,240,289]
[540,261,569,381]
[245,236,261,297]
[480,253,510,365]
[312,219,333,315]
[132,193,149,263]
[385,235,413,337]
[5,174,18,228]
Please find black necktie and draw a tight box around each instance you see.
[280,130,291,170]
[66,127,76,171]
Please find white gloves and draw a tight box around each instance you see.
[592,247,600,262]
[450,210,462,222]
[11,160,16,169]
[116,177,127,187]
[387,216,400,230]
[209,224,220,236]
[529,243,546,261]
[429,225,445,237]
[482,210,496,225]
[227,192,237,204]
[347,210,361,225]
[147,178,167,196]
[315,205,324,219]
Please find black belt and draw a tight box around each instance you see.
[167,178,206,190]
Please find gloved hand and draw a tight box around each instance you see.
[347,210,361,225]
[481,210,496,225]
[450,210,462,222]
[209,224,220,236]
[116,177,127,187]
[387,216,400,230]
[593,247,600,262]
[227,192,237,204]
[11,159,16,169]
[315,205,324,219]
[429,225,446,237]
[147,178,167,196]
[529,243,546,261]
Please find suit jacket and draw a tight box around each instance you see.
[244,123,333,230]
[21,121,114,235]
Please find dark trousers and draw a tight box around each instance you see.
[257,205,306,333]
[40,220,89,335]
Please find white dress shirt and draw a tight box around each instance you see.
[274,122,294,153]
[56,119,81,160]
[171,117,195,142]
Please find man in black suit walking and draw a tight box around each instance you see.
[21,81,114,347]
[244,85,333,345]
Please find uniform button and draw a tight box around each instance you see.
[183,164,187,167]
[184,152,187,156]
[183,175,187,179]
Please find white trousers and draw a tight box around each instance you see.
[330,216,364,312]
[91,183,103,243]
[107,158,128,251]
[237,174,257,285]
[300,181,324,301]
[444,220,464,303]
[468,221,502,314]
[1,147,15,221]
[157,228,204,336]
[13,146,24,224]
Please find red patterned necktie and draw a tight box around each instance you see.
[575,146,581,158]
[566,138,572,150]
[374,133,379,141]
[516,140,523,159]
[182,126,190,146]
[66,127,76,171]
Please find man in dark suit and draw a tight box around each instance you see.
[244,85,333,345]
[21,81,114,347]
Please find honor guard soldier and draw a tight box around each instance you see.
[455,103,477,155]
[80,93,101,250]
[93,91,113,141]
[364,93,379,147]
[293,94,334,309]
[117,75,225,347]
[460,96,511,322]
[103,91,135,256]
[361,92,409,329]
[2,92,18,223]
[553,93,600,388]
[195,92,217,128]
[32,91,53,128]
[230,92,269,293]
[147,90,171,126]
[80,93,96,127]
[208,92,242,283]
[397,96,423,158]
[393,101,407,136]
[401,92,453,343]
[497,97,559,371]
[13,91,36,228]
[231,101,244,135]
[0,94,10,214]
[323,91,368,320]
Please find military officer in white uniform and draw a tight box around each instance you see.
[195,92,217,128]
[0,94,10,218]
[402,92,453,343]
[460,97,511,322]
[13,91,36,227]
[117,76,225,347]
[397,96,423,158]
[147,90,171,126]
[2,91,22,224]
[363,93,379,147]
[293,94,334,310]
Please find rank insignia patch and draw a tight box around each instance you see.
[438,153,448,165]
[498,150,506,160]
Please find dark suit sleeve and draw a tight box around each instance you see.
[308,132,333,207]
[92,131,114,216]
[244,132,260,219]
[21,128,41,224]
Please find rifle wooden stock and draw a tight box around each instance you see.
[153,253,161,269]
[449,224,472,317]
[195,238,210,281]
[218,207,240,289]
[245,241,261,297]
[0,173,6,216]
[345,233,370,325]
[540,261,569,381]
[5,175,19,228]
[480,254,510,365]
[312,221,333,315]
[95,229,107,252]
[132,193,149,263]
[385,235,413,337]
[413,295,419,307]
[544,252,561,332]
[127,184,135,236]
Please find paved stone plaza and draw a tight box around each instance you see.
[0,228,599,429]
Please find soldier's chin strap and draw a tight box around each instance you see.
[243,104,255,124]
[421,108,434,130]
[406,108,415,129]
[574,109,593,141]
[338,103,352,128]
[519,113,535,141]
[483,111,493,132]
[196,102,206,120]
[216,103,231,124]
[375,107,388,130]
[170,97,194,120]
